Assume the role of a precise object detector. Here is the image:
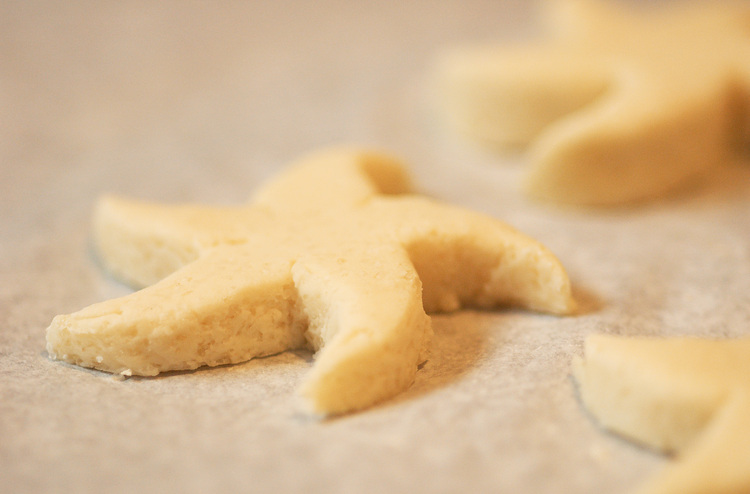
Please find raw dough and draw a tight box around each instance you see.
[574,334,750,494]
[46,148,575,415]
[433,0,750,205]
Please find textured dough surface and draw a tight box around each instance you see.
[574,334,750,494]
[46,148,575,415]
[433,0,750,206]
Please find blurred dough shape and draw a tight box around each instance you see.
[434,0,750,206]
[575,334,750,494]
[46,148,575,415]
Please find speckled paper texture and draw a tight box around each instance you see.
[2,1,749,493]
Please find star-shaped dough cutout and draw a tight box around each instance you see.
[434,0,750,205]
[46,148,575,415]
[574,334,750,493]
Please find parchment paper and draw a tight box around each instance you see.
[2,1,749,493]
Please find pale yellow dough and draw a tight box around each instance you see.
[434,0,750,205]
[46,148,575,415]
[574,334,750,494]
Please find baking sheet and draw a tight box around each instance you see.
[2,1,750,492]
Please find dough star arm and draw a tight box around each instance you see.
[525,71,729,205]
[638,394,750,494]
[46,245,307,376]
[430,0,635,149]
[432,43,610,147]
[251,148,412,214]
[370,196,576,316]
[93,195,269,288]
[293,245,432,415]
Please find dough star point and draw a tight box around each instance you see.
[46,148,574,414]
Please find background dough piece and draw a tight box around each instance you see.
[574,334,750,494]
[46,148,575,415]
[433,0,750,205]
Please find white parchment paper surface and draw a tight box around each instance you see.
[2,1,749,493]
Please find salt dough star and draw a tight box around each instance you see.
[46,148,575,415]
[574,334,750,494]
[434,0,750,205]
